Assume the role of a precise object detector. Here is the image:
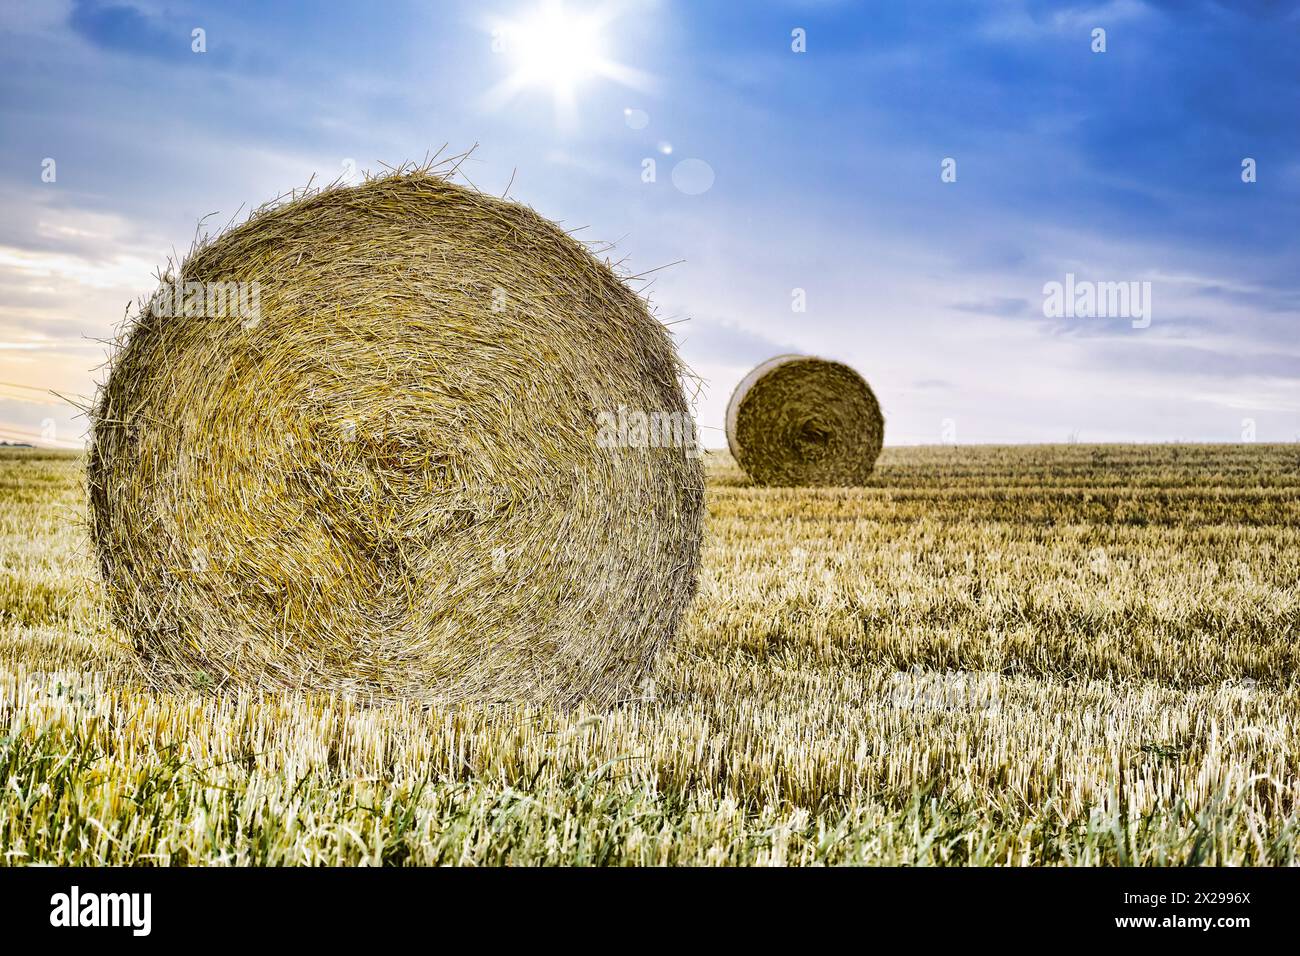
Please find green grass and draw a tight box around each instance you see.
[2,444,1298,865]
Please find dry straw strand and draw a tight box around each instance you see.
[725,355,884,486]
[87,164,705,708]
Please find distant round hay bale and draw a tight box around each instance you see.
[725,355,883,486]
[88,169,705,708]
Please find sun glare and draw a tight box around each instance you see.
[485,2,652,125]
[512,5,605,92]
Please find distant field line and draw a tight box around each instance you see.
[0,423,85,448]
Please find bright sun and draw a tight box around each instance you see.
[513,5,605,90]
[485,1,651,125]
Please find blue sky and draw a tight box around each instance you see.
[1,0,1297,446]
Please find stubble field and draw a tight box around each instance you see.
[1,443,1298,865]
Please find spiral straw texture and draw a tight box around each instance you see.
[88,168,705,708]
[725,355,884,487]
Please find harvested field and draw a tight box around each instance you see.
[1,443,1298,865]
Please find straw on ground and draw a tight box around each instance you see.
[2,443,1298,865]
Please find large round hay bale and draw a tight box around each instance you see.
[88,170,705,708]
[725,355,883,486]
